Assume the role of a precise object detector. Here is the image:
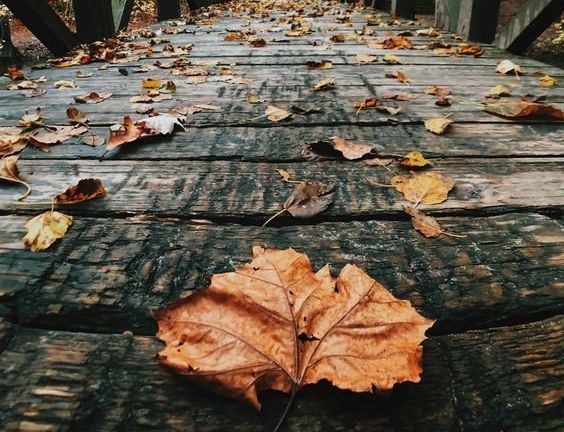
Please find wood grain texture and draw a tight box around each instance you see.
[1,158,563,218]
[0,316,561,431]
[0,213,562,334]
[16,123,564,161]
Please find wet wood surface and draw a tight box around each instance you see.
[0,0,562,430]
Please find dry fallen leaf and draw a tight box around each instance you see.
[457,43,484,56]
[24,211,73,252]
[74,92,112,104]
[354,97,378,111]
[404,206,441,237]
[108,115,185,149]
[246,92,264,104]
[54,178,106,204]
[483,101,563,120]
[142,78,162,89]
[7,66,25,80]
[18,108,44,128]
[0,155,32,200]
[29,125,88,149]
[248,37,267,47]
[382,92,414,101]
[54,80,77,89]
[265,105,292,122]
[489,85,512,97]
[75,70,93,78]
[382,54,402,64]
[306,60,333,70]
[392,172,455,205]
[496,59,522,75]
[381,36,412,49]
[404,206,465,238]
[66,107,88,124]
[386,71,410,83]
[8,80,37,90]
[399,150,431,168]
[313,77,336,91]
[330,136,373,160]
[0,127,28,157]
[330,33,345,43]
[264,182,334,225]
[424,86,449,97]
[355,54,378,64]
[538,75,557,87]
[155,246,434,412]
[424,117,453,135]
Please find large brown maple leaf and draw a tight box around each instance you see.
[155,247,434,413]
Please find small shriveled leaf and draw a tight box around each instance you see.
[66,107,88,124]
[484,101,563,120]
[496,59,522,75]
[54,80,77,89]
[7,66,25,80]
[391,172,455,205]
[108,115,185,149]
[54,178,106,204]
[313,77,336,91]
[382,92,414,101]
[330,136,373,160]
[330,33,345,43]
[424,117,453,135]
[246,92,264,104]
[248,37,267,47]
[75,70,93,78]
[0,155,32,200]
[142,78,162,89]
[538,75,557,87]
[74,92,112,104]
[0,127,28,157]
[399,150,431,168]
[383,54,402,64]
[155,247,434,409]
[24,211,73,252]
[404,206,442,237]
[265,105,292,122]
[18,108,44,128]
[8,80,37,90]
[424,86,449,97]
[355,54,378,64]
[284,181,334,218]
[489,85,512,97]
[457,43,484,56]
[306,60,333,70]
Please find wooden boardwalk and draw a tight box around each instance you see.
[1,0,563,430]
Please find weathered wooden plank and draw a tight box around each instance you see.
[16,124,564,161]
[1,0,77,56]
[496,0,564,53]
[0,213,562,334]
[0,317,561,431]
[1,158,563,219]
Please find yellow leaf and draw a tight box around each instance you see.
[391,172,455,205]
[313,77,336,91]
[489,85,512,97]
[142,78,162,89]
[383,54,402,64]
[265,105,292,122]
[399,150,431,168]
[424,117,453,135]
[538,75,557,87]
[24,211,73,252]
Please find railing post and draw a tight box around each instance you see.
[391,0,415,19]
[158,0,181,21]
[457,0,501,43]
[73,0,133,43]
[2,0,77,56]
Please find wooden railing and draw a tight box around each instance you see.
[377,0,563,53]
[1,0,229,56]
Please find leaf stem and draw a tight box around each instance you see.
[15,179,32,201]
[262,208,287,227]
[273,384,297,432]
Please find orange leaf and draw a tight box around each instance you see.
[484,101,563,120]
[155,247,434,409]
[54,178,106,204]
